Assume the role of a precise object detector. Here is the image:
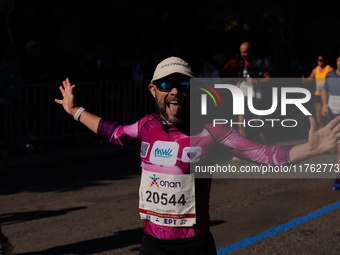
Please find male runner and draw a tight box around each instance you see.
[55,56,340,254]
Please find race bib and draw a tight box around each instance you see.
[139,170,196,227]
[329,95,340,114]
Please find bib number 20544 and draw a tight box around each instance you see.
[145,191,186,206]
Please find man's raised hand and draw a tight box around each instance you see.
[308,115,340,155]
[54,78,79,116]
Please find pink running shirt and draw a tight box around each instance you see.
[97,113,292,240]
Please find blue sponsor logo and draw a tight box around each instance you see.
[149,174,181,188]
[154,148,173,158]
[160,180,181,188]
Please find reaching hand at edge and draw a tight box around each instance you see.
[308,116,340,154]
[290,116,340,163]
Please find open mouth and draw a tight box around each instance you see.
[167,100,182,116]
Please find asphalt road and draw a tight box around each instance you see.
[1,142,340,255]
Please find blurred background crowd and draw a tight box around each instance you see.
[1,0,340,157]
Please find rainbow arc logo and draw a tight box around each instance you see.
[199,84,223,115]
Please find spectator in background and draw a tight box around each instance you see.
[220,41,271,162]
[79,42,115,82]
[307,53,334,128]
[0,48,23,91]
[0,48,24,146]
[220,51,239,78]
[22,40,51,83]
[130,51,148,81]
[321,52,340,190]
[198,52,225,78]
[224,41,270,139]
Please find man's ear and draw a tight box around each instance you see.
[148,84,156,98]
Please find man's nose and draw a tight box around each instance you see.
[169,87,179,96]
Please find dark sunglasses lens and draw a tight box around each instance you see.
[154,80,190,91]
[157,81,172,91]
[178,81,190,90]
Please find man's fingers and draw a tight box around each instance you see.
[62,78,72,90]
[70,84,76,92]
[59,83,75,96]
[328,116,340,130]
[54,99,62,104]
[59,85,65,94]
[61,79,75,93]
[64,78,70,86]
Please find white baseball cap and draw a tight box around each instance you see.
[151,56,194,82]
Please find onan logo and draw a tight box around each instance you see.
[154,148,173,158]
[160,179,181,188]
[149,174,181,188]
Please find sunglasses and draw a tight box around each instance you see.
[153,80,190,92]
[317,58,324,61]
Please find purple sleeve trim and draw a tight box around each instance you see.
[97,118,120,142]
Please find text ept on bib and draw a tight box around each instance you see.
[139,170,196,227]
